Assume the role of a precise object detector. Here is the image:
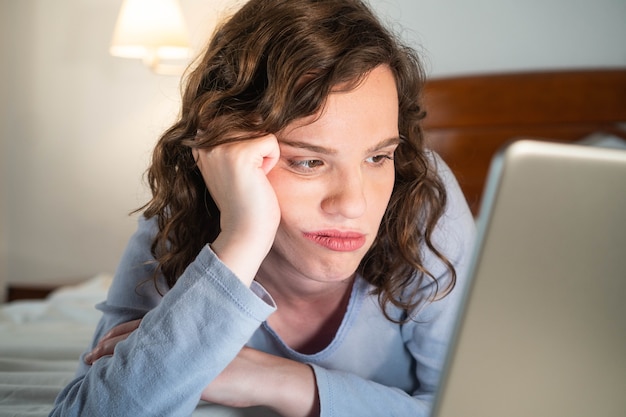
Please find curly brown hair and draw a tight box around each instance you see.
[140,0,455,321]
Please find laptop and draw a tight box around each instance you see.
[431,139,626,417]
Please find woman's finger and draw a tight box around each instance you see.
[84,319,142,364]
[100,318,142,342]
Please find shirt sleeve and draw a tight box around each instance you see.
[49,216,276,417]
[310,153,477,417]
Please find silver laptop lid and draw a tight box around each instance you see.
[432,140,626,417]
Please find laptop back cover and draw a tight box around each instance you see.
[432,140,626,417]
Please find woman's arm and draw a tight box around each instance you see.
[194,135,281,286]
[83,322,320,417]
[50,241,276,417]
[201,347,320,417]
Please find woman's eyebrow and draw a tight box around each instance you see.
[279,140,337,155]
[279,136,401,155]
[366,137,402,154]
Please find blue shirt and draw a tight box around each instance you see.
[50,156,476,417]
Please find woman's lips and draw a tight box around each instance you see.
[302,230,367,252]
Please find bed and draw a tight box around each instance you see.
[1,68,625,416]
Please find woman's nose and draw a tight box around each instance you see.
[320,170,367,219]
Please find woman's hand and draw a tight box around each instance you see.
[193,134,281,286]
[84,319,142,365]
[202,347,320,417]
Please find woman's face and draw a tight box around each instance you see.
[262,65,400,286]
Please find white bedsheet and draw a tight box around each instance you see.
[0,275,280,417]
[0,275,110,417]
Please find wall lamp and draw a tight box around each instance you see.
[110,0,191,75]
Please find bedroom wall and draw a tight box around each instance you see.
[1,0,625,291]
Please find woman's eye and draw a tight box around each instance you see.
[366,154,394,165]
[288,159,324,171]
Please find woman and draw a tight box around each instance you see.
[51,0,475,416]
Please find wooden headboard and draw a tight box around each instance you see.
[422,69,626,215]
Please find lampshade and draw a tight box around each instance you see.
[110,0,191,69]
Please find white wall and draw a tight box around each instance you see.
[1,0,625,291]
[376,0,626,76]
[2,0,181,288]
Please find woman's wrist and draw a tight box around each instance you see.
[262,358,320,417]
[210,232,271,287]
